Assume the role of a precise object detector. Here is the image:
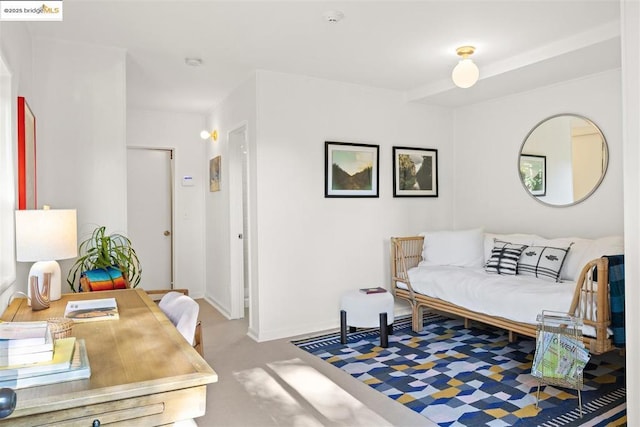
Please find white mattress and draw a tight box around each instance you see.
[400,265,603,337]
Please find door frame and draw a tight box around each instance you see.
[228,123,251,320]
[126,146,175,289]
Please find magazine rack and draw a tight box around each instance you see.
[532,311,589,417]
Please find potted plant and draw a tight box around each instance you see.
[66,226,141,292]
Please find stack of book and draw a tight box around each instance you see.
[0,321,53,366]
[0,321,90,389]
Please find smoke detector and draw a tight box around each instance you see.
[323,10,344,23]
[185,57,203,67]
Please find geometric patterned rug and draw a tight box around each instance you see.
[293,314,626,426]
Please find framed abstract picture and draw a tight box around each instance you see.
[209,155,221,192]
[325,141,379,198]
[519,154,546,196]
[392,146,438,197]
[17,96,37,209]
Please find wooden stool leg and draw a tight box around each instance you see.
[340,310,347,344]
[379,313,389,348]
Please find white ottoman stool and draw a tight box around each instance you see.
[340,289,395,347]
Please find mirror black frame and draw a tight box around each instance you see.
[518,114,608,207]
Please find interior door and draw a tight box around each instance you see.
[127,147,173,290]
[229,125,249,319]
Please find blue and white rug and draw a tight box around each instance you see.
[293,314,626,426]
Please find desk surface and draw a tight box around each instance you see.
[0,288,217,425]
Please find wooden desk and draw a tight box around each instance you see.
[0,289,218,426]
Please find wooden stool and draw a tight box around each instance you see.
[339,289,394,347]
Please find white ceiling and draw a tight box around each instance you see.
[25,0,621,113]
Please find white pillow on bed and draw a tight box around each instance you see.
[534,235,624,282]
[518,244,572,282]
[485,239,528,275]
[419,228,484,268]
[483,233,539,264]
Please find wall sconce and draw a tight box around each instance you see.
[15,207,78,301]
[451,46,479,89]
[200,130,218,141]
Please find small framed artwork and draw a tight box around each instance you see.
[325,141,379,198]
[519,154,546,196]
[209,155,221,192]
[17,96,37,210]
[392,146,438,197]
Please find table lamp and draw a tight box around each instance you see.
[15,207,77,301]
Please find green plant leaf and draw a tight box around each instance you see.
[66,226,141,292]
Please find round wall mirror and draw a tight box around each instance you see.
[518,114,608,207]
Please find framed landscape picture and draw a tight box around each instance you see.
[393,147,438,197]
[519,154,546,196]
[325,141,379,198]
[209,155,221,192]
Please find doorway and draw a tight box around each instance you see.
[127,147,174,290]
[229,124,249,319]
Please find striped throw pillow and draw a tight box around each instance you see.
[485,240,528,275]
[518,245,572,282]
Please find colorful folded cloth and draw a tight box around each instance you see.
[81,267,127,291]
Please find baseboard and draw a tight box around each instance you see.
[199,297,413,342]
[203,296,232,320]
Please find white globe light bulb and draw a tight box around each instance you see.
[452,58,479,89]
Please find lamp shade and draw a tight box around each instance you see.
[451,58,479,88]
[15,209,78,261]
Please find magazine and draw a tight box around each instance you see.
[532,330,590,381]
[64,298,119,322]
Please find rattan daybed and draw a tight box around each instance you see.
[391,233,619,355]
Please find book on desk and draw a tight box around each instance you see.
[0,322,54,365]
[0,337,76,380]
[0,321,52,348]
[0,319,92,388]
[64,297,119,322]
[0,339,90,389]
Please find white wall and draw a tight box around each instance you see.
[127,109,207,297]
[205,75,257,325]
[453,70,623,238]
[29,37,127,292]
[0,21,32,309]
[252,71,452,340]
[621,0,639,424]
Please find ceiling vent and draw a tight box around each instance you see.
[323,10,344,23]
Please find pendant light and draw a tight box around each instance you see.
[451,46,479,89]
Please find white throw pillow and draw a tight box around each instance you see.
[534,236,624,282]
[518,245,572,282]
[419,228,484,268]
[483,233,539,264]
[485,239,528,275]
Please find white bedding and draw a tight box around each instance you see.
[403,265,577,325]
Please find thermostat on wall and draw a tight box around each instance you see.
[182,176,194,187]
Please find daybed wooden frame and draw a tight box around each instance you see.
[390,236,614,355]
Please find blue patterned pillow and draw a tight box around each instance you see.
[518,245,572,282]
[485,240,528,275]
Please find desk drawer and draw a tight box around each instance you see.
[2,386,207,426]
